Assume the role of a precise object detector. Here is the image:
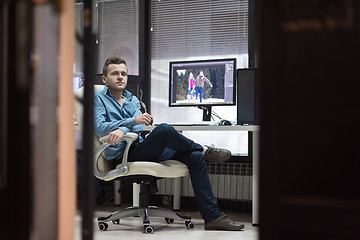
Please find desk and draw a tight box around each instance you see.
[143,124,260,225]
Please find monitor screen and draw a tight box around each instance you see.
[237,68,260,125]
[169,58,237,108]
[73,74,84,92]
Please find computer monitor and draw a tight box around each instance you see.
[237,68,260,125]
[73,74,84,92]
[169,58,236,121]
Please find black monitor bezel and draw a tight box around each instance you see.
[168,58,237,108]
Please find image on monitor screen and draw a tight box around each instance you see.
[169,58,236,108]
[73,74,84,92]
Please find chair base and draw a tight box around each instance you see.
[97,205,196,233]
[97,177,196,233]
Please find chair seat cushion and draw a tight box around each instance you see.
[116,160,189,178]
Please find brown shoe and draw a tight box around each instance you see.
[205,214,245,231]
[204,145,231,163]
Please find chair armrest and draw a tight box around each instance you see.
[98,132,138,144]
[115,132,138,174]
[94,132,138,177]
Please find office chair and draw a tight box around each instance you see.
[74,85,195,234]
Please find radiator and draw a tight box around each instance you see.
[157,163,252,201]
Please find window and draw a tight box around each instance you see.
[150,0,249,155]
[98,0,139,75]
[74,2,84,74]
[75,0,139,75]
[150,0,248,123]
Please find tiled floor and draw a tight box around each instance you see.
[74,205,258,240]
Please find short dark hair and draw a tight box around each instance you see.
[102,56,127,76]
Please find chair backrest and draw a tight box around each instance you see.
[74,85,114,173]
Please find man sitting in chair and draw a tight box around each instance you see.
[94,56,244,231]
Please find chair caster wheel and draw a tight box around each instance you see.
[144,225,154,234]
[98,222,108,231]
[112,219,120,224]
[165,217,174,224]
[185,220,195,229]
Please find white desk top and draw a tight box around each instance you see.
[143,124,260,132]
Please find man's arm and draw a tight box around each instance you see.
[204,77,213,87]
[105,113,153,145]
[94,94,153,145]
[94,96,137,138]
[106,112,153,145]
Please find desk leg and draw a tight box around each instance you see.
[252,130,259,225]
[114,180,121,205]
[133,183,140,207]
[173,130,184,210]
[173,177,182,210]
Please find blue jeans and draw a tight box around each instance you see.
[195,87,204,102]
[128,123,222,223]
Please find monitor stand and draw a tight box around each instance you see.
[202,106,212,121]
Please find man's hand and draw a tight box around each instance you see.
[107,129,125,145]
[135,113,153,126]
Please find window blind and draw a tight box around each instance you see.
[150,0,249,155]
[150,0,249,123]
[74,0,139,75]
[151,0,248,60]
[75,3,84,74]
[97,0,139,75]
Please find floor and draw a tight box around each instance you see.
[74,204,259,240]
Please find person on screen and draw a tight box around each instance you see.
[195,71,213,103]
[94,56,245,231]
[187,72,196,100]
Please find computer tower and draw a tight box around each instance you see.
[236,68,259,125]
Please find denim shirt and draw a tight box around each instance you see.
[94,86,144,160]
